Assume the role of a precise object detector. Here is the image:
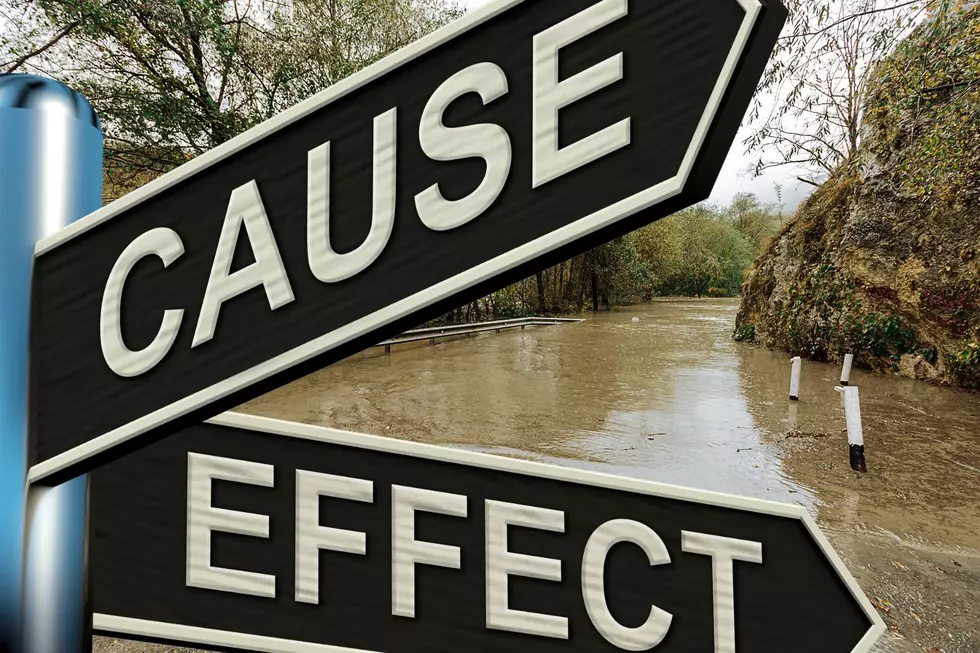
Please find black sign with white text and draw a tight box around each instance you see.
[90,414,883,653]
[28,0,787,485]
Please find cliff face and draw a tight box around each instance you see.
[735,7,980,390]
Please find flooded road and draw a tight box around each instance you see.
[99,298,980,653]
[245,300,822,504]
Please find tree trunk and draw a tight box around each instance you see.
[591,272,599,312]
[552,265,560,311]
[536,271,546,313]
[695,277,708,298]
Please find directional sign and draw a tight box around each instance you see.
[90,413,885,653]
[29,0,787,484]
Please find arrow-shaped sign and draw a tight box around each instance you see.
[90,412,885,652]
[29,0,787,485]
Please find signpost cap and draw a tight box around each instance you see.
[0,74,100,129]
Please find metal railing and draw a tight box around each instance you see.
[375,317,583,352]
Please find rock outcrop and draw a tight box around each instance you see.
[735,6,980,390]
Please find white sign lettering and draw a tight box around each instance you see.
[100,227,185,378]
[682,531,764,653]
[582,518,673,650]
[485,499,567,638]
[307,109,398,284]
[100,0,632,377]
[532,0,630,188]
[185,452,276,598]
[184,452,764,650]
[391,485,468,618]
[192,180,295,348]
[294,469,373,605]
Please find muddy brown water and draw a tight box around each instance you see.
[99,298,979,653]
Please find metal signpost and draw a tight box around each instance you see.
[26,0,787,487]
[88,413,886,652]
[0,74,102,653]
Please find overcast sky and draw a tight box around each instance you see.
[456,0,811,212]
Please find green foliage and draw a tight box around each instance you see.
[843,312,917,366]
[733,322,757,343]
[1,0,464,199]
[609,238,651,306]
[916,344,939,364]
[636,197,778,299]
[736,3,980,390]
[864,3,980,202]
[948,341,980,388]
[431,195,783,325]
[728,191,784,250]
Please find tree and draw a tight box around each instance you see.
[726,191,781,251]
[773,181,785,226]
[639,204,717,297]
[683,246,722,298]
[590,237,649,310]
[633,213,685,291]
[703,216,756,292]
[0,0,463,200]
[744,0,937,184]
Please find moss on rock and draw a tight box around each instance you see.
[735,7,980,390]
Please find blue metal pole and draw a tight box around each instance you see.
[0,74,103,653]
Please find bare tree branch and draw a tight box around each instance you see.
[2,18,81,72]
[783,0,937,41]
[922,77,979,93]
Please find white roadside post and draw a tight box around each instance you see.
[835,386,867,472]
[789,356,802,401]
[840,353,854,386]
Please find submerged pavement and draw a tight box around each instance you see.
[98,298,980,653]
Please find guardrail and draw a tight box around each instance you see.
[376,317,583,353]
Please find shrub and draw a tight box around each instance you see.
[733,322,757,343]
[948,342,980,389]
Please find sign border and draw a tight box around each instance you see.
[92,411,886,653]
[29,0,764,484]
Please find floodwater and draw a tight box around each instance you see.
[99,298,980,653]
